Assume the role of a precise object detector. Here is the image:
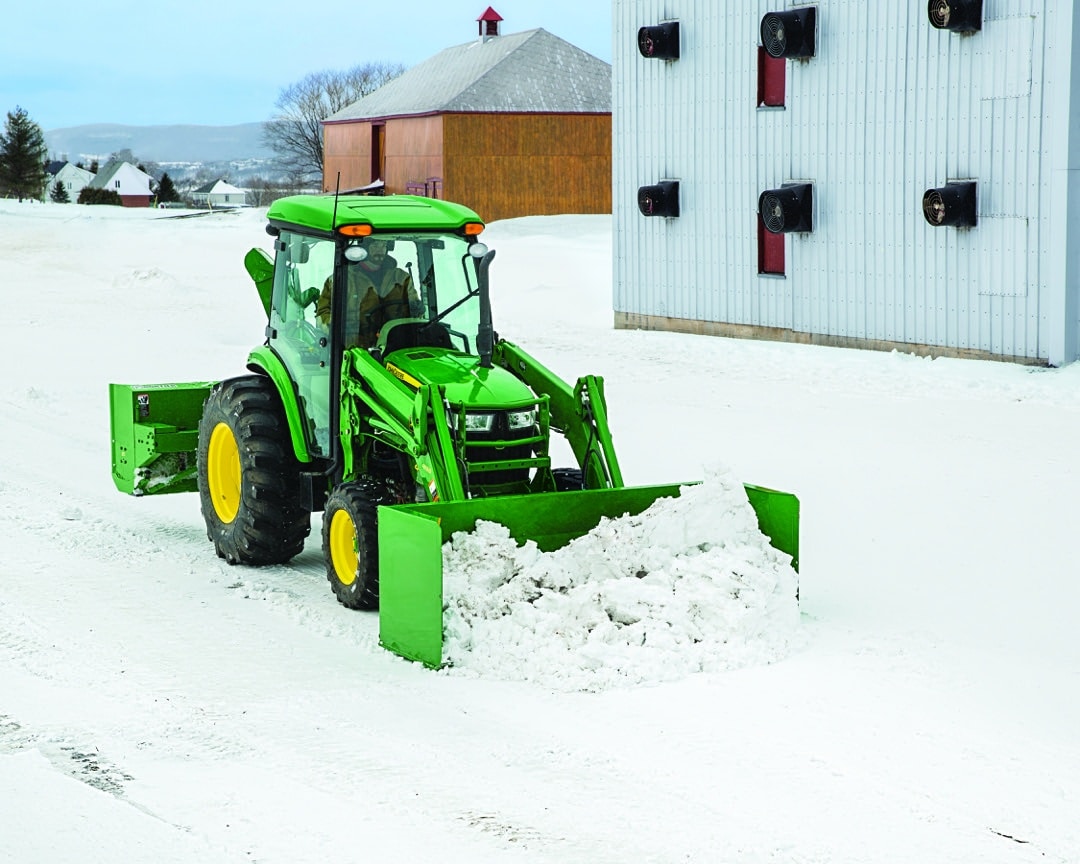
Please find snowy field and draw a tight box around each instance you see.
[0,199,1078,863]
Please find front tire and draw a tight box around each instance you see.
[322,481,389,610]
[197,375,310,565]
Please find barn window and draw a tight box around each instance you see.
[758,213,785,275]
[757,46,786,107]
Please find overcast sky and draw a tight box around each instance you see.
[2,1,612,131]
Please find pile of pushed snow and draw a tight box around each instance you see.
[441,467,800,691]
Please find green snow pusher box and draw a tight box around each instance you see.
[109,382,214,496]
[377,482,800,668]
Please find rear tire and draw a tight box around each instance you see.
[197,375,310,565]
[322,479,393,610]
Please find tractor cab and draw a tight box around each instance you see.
[261,201,491,459]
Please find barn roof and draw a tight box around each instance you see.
[325,28,610,123]
[192,178,245,195]
[87,160,153,187]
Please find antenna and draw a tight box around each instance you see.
[331,172,341,230]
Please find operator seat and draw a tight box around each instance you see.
[382,320,454,355]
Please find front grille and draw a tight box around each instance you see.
[464,413,536,487]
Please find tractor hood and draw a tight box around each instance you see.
[385,349,536,409]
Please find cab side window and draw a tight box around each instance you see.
[269,232,335,454]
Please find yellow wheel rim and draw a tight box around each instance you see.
[207,422,242,524]
[329,509,359,586]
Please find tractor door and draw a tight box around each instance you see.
[267,231,335,454]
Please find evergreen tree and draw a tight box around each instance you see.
[50,178,70,203]
[89,159,99,174]
[156,172,180,204]
[0,106,48,201]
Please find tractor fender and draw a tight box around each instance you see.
[246,346,315,463]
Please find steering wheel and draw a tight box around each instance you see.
[290,318,327,344]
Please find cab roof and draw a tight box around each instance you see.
[267,194,483,235]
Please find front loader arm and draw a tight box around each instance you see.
[339,350,466,501]
[492,340,623,489]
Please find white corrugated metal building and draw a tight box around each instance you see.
[613,0,1080,365]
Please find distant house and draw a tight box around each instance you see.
[191,178,247,209]
[43,161,94,202]
[85,161,154,207]
[322,7,611,222]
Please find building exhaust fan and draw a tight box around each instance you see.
[761,7,816,59]
[638,181,680,217]
[759,183,813,234]
[928,0,982,33]
[638,22,680,60]
[922,182,977,227]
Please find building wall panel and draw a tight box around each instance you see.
[443,113,611,223]
[326,112,610,222]
[613,0,1078,364]
[385,116,444,193]
[321,122,369,191]
[323,122,371,192]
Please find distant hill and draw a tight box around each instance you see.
[44,123,274,164]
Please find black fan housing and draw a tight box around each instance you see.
[638,22,680,60]
[761,7,817,59]
[638,181,680,218]
[928,0,982,33]
[759,183,814,234]
[922,182,977,227]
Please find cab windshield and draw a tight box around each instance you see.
[341,232,483,354]
[266,229,486,456]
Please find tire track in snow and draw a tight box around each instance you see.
[0,713,133,796]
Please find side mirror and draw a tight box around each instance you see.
[468,242,489,259]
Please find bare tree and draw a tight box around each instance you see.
[174,166,217,202]
[106,148,162,183]
[243,175,303,208]
[262,62,405,183]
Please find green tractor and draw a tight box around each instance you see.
[110,194,799,667]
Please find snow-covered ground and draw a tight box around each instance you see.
[1,200,1077,863]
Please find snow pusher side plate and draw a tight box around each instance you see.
[377,482,799,668]
[109,382,214,496]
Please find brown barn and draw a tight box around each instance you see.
[322,9,611,222]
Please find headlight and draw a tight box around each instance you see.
[507,409,537,430]
[464,412,495,432]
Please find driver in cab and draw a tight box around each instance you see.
[316,238,421,349]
